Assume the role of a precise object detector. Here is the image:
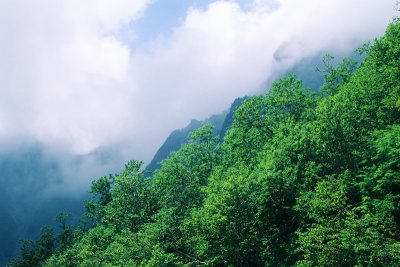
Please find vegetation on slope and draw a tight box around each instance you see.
[9,19,400,267]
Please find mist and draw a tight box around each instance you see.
[0,0,396,163]
[0,140,127,265]
[0,0,398,264]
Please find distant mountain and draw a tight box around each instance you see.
[11,19,400,265]
[219,97,247,138]
[0,144,122,266]
[144,53,333,174]
[146,96,247,173]
[145,119,202,172]
[0,146,78,266]
[144,58,326,173]
[146,112,226,172]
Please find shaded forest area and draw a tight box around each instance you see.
[9,19,400,266]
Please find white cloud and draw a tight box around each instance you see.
[129,0,397,160]
[0,2,397,258]
[0,0,397,172]
[0,0,150,154]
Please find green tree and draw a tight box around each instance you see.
[9,226,54,267]
[102,160,155,232]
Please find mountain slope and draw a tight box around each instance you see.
[9,19,400,267]
[145,112,226,172]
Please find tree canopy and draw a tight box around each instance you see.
[9,18,400,267]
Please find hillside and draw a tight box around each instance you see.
[146,112,227,173]
[9,19,400,267]
[146,97,247,173]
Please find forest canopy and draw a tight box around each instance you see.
[9,18,400,267]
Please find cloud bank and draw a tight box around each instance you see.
[0,0,397,181]
[0,0,150,154]
[0,2,397,262]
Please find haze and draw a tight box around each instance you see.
[0,1,397,263]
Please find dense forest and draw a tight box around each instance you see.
[9,19,400,266]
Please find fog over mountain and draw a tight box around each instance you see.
[0,0,398,265]
[0,0,396,165]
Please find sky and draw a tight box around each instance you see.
[0,0,398,190]
[0,1,398,263]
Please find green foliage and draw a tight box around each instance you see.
[184,165,262,266]
[102,160,155,232]
[222,74,317,168]
[9,226,54,267]
[153,124,219,213]
[10,18,400,267]
[318,54,359,96]
[44,226,138,267]
[85,174,114,221]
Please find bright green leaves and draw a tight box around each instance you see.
[184,166,262,266]
[360,125,400,198]
[183,119,312,266]
[85,174,114,221]
[318,54,359,96]
[102,161,154,232]
[357,125,400,255]
[310,19,400,176]
[44,226,137,267]
[222,74,317,168]
[153,124,219,210]
[296,173,354,223]
[11,18,400,267]
[295,173,363,266]
[85,160,155,232]
[222,95,271,167]
[266,74,318,122]
[296,208,400,267]
[295,125,400,266]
